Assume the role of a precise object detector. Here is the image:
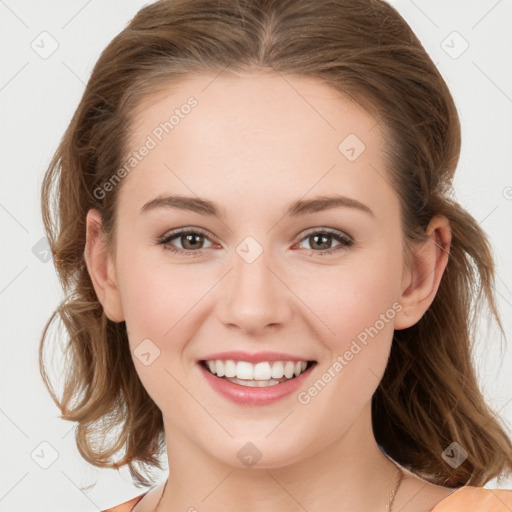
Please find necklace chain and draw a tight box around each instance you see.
[386,465,404,511]
[155,465,404,511]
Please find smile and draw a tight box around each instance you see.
[201,359,312,387]
[198,354,317,405]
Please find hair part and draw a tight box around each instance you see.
[40,0,512,487]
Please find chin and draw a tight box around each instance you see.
[208,435,315,470]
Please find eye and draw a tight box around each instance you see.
[156,227,216,256]
[155,227,354,257]
[295,228,354,256]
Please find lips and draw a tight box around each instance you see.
[199,351,314,363]
[197,351,317,406]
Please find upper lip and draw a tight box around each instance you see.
[199,351,316,364]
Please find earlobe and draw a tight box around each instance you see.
[394,214,451,330]
[83,209,125,323]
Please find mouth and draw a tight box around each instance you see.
[199,359,317,388]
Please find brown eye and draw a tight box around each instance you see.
[180,233,206,250]
[157,228,214,254]
[297,229,353,255]
[308,233,333,250]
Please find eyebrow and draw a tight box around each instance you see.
[139,194,374,219]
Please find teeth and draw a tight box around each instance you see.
[271,361,284,379]
[236,361,254,380]
[224,377,283,387]
[253,362,272,380]
[204,359,310,382]
[224,359,237,378]
[284,361,295,379]
[216,360,225,377]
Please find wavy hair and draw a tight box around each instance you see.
[40,0,512,487]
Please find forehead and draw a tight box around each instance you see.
[128,71,382,152]
[120,71,393,219]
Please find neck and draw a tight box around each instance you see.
[156,404,401,512]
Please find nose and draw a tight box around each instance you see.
[217,247,293,336]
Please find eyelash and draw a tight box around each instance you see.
[155,227,354,257]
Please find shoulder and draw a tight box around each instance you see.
[432,486,512,511]
[102,493,147,512]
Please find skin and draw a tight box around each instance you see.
[85,71,455,511]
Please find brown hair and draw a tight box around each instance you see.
[40,0,512,487]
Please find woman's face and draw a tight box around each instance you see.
[98,72,411,467]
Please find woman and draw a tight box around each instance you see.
[40,0,512,510]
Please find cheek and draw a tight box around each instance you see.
[115,250,211,409]
[294,264,400,427]
[298,251,403,344]
[293,242,404,404]
[116,244,211,343]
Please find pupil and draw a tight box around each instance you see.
[184,234,202,249]
[312,234,330,250]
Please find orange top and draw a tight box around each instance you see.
[103,493,145,512]
[431,486,512,511]
[102,486,512,511]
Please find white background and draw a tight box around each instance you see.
[1,1,511,510]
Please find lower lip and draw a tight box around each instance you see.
[199,362,315,406]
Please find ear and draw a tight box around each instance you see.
[83,208,125,322]
[394,214,451,330]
